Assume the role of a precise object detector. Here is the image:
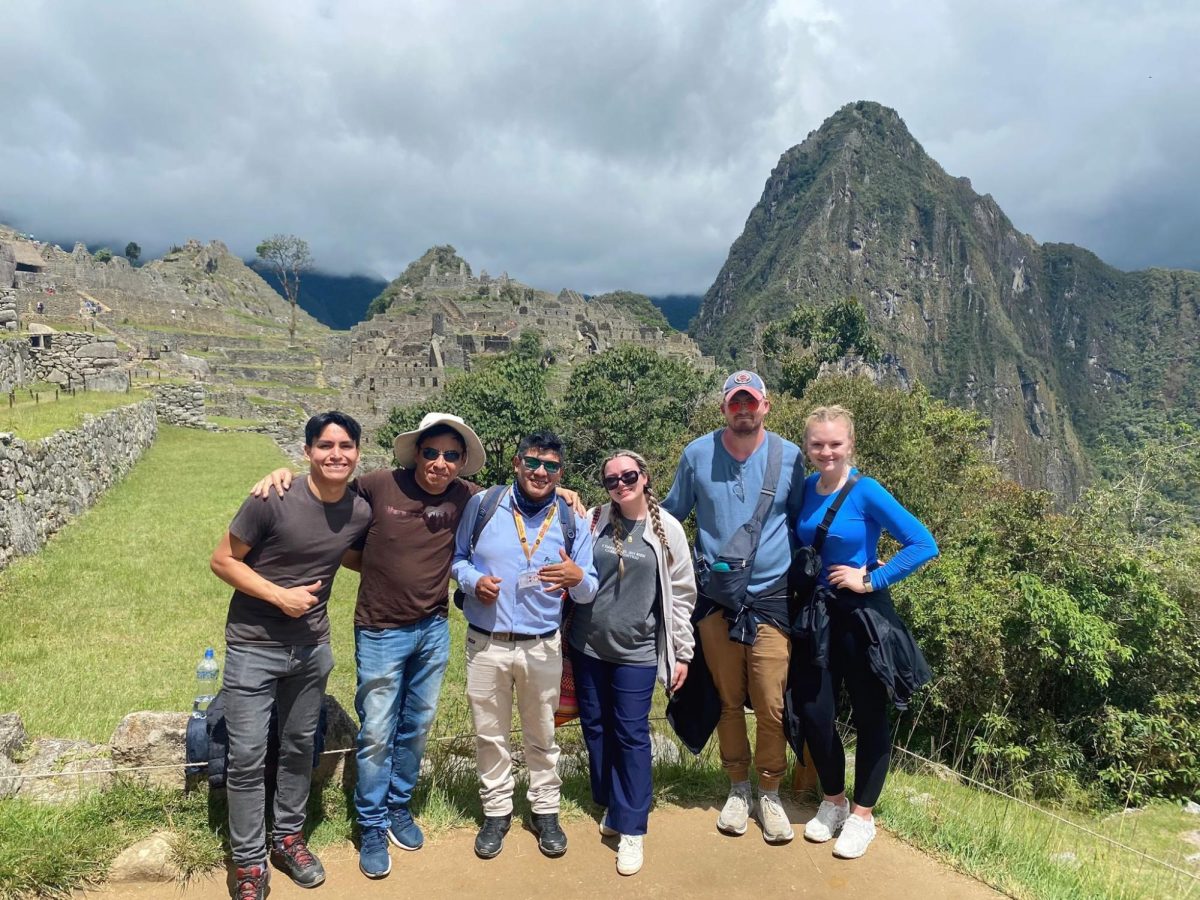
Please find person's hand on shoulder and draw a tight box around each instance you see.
[251,468,295,500]
[556,486,587,518]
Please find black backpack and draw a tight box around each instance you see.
[185,689,327,788]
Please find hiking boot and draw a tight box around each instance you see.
[270,833,325,888]
[716,782,751,835]
[388,807,425,851]
[616,834,643,876]
[757,791,795,843]
[833,814,877,859]
[598,810,618,837]
[474,814,512,859]
[804,798,850,843]
[358,826,391,879]
[233,864,268,900]
[531,811,568,857]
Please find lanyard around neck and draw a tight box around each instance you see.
[511,488,558,564]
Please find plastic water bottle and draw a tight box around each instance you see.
[193,648,219,718]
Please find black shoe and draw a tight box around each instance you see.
[531,812,568,857]
[233,864,269,900]
[474,814,512,859]
[270,833,326,888]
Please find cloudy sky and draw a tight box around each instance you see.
[2,0,1196,295]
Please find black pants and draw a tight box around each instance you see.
[795,610,891,807]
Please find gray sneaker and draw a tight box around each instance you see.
[717,783,752,835]
[756,792,795,843]
[804,798,850,843]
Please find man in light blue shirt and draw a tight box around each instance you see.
[451,430,597,861]
[663,371,805,845]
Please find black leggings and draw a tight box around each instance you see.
[796,611,892,807]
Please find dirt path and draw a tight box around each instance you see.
[85,800,1000,899]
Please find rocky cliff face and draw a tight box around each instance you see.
[693,101,1200,497]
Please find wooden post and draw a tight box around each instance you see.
[792,740,820,797]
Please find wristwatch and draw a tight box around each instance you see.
[863,572,874,592]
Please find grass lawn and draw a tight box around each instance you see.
[0,425,363,739]
[0,390,147,442]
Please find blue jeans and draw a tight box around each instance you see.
[572,650,657,835]
[353,615,451,830]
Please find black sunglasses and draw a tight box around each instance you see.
[420,447,463,463]
[521,455,562,475]
[602,470,641,490]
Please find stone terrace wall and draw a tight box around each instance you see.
[1,338,33,393]
[151,383,206,427]
[27,332,129,391]
[0,401,157,571]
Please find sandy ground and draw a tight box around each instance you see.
[84,799,1001,899]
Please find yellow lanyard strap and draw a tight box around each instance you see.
[511,490,558,564]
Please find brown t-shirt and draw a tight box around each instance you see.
[353,468,482,628]
[224,480,372,646]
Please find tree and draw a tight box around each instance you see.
[93,247,113,263]
[124,242,141,264]
[559,346,714,495]
[378,334,553,487]
[760,298,881,397]
[255,234,313,341]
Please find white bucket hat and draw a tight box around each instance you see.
[392,412,486,478]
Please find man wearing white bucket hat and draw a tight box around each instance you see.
[252,411,484,877]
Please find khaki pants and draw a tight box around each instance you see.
[465,630,563,816]
[698,611,791,791]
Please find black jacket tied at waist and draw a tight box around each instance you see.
[792,585,932,710]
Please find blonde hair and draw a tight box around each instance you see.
[600,449,673,578]
[803,405,856,460]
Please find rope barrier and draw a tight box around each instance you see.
[6,715,1195,885]
[885,741,1200,883]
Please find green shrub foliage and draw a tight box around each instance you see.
[382,336,1200,805]
[786,376,1200,806]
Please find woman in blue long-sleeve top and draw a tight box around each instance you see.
[794,405,937,860]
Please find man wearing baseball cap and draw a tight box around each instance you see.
[662,371,805,845]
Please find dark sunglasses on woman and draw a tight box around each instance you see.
[602,470,641,490]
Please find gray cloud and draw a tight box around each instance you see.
[1,0,1196,298]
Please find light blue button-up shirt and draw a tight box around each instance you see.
[451,488,597,634]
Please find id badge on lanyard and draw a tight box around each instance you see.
[512,491,557,591]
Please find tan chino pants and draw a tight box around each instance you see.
[465,630,563,816]
[698,611,791,791]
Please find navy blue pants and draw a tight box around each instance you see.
[572,651,657,835]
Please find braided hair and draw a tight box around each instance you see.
[600,449,672,579]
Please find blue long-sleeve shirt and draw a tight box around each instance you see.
[451,488,597,634]
[794,470,938,590]
[663,430,806,597]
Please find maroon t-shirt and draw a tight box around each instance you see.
[353,468,482,628]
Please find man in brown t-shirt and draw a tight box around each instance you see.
[211,411,372,900]
[253,412,486,879]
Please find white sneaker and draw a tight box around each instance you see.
[833,814,876,859]
[716,783,751,835]
[616,834,643,875]
[804,798,850,843]
[756,792,795,843]
[598,811,617,837]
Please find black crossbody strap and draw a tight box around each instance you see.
[813,473,861,554]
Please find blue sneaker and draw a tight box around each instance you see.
[388,807,425,851]
[358,826,391,879]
